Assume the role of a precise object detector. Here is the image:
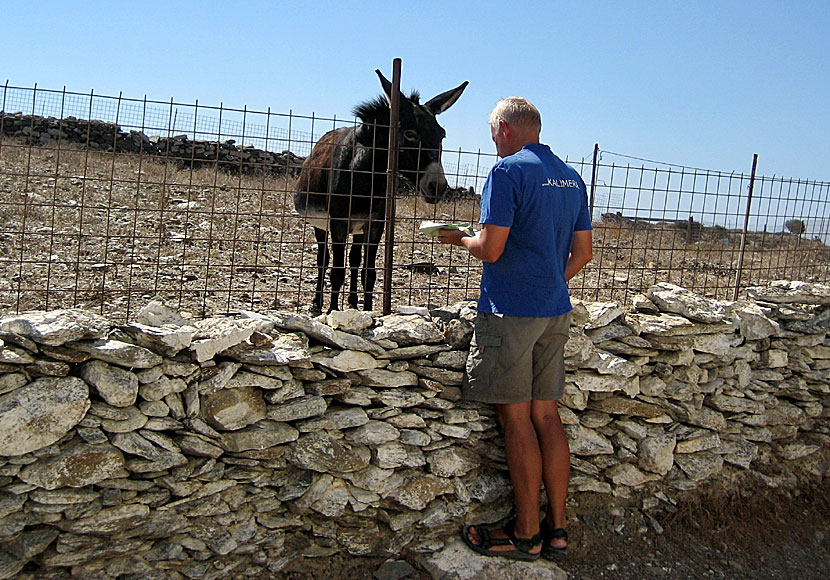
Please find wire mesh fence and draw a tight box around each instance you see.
[1,83,829,322]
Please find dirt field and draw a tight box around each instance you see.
[2,139,829,321]
[274,479,830,579]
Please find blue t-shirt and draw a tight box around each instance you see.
[478,143,592,317]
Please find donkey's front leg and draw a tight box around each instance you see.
[348,234,365,309]
[312,227,330,312]
[327,222,349,312]
[361,221,385,312]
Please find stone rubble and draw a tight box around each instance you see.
[0,280,827,579]
[0,112,305,178]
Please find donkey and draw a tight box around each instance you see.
[293,70,467,312]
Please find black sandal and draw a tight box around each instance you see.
[461,519,542,562]
[541,518,568,559]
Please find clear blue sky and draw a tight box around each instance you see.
[2,0,829,180]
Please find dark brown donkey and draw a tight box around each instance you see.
[293,70,467,312]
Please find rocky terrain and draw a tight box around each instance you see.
[0,280,827,578]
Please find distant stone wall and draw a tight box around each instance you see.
[0,112,304,176]
[0,280,828,579]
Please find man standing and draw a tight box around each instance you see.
[437,97,592,561]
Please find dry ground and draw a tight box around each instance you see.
[274,478,830,580]
[2,139,829,321]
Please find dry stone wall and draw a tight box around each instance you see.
[0,112,304,177]
[0,281,828,579]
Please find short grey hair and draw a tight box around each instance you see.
[488,97,541,133]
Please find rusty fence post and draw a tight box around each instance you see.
[589,143,599,217]
[382,58,402,315]
[733,154,759,301]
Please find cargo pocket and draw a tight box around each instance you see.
[466,327,502,383]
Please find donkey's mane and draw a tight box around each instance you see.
[353,91,421,122]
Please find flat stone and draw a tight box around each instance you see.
[720,439,759,469]
[357,368,418,388]
[267,395,327,422]
[369,314,444,345]
[313,350,380,372]
[583,301,625,329]
[57,503,150,534]
[566,425,614,456]
[0,372,27,395]
[20,442,127,489]
[189,317,257,362]
[79,359,139,407]
[3,527,59,559]
[675,452,724,481]
[222,420,299,452]
[648,282,733,323]
[676,432,721,454]
[222,331,310,365]
[707,394,765,414]
[326,309,374,332]
[607,463,660,486]
[139,376,187,402]
[111,432,167,461]
[196,361,241,394]
[375,390,426,408]
[118,322,194,357]
[747,280,830,305]
[0,344,34,364]
[202,386,266,430]
[421,537,567,579]
[585,350,640,378]
[0,376,90,456]
[67,338,163,368]
[177,435,224,458]
[387,472,453,510]
[778,443,820,460]
[638,434,676,475]
[375,442,409,469]
[588,396,665,419]
[346,420,400,445]
[99,405,149,433]
[573,371,639,396]
[289,431,371,473]
[0,309,111,346]
[426,447,480,477]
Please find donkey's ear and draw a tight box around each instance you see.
[375,69,395,106]
[425,81,469,115]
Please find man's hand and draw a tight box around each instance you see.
[436,229,469,246]
[436,224,510,263]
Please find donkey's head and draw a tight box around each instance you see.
[354,71,467,204]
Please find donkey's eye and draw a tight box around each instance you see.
[403,129,419,141]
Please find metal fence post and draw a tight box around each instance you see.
[733,154,759,301]
[382,58,402,315]
[589,143,599,217]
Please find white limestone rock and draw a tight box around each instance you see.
[638,434,676,475]
[68,338,163,369]
[648,282,733,324]
[747,280,830,305]
[369,314,445,345]
[0,377,90,456]
[79,360,139,407]
[0,309,111,346]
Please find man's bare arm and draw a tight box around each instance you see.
[437,224,510,263]
[565,229,593,281]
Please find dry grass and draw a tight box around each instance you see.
[2,138,829,321]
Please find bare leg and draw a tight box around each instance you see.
[531,399,570,549]
[464,401,542,555]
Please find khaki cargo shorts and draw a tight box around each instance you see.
[463,310,571,404]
